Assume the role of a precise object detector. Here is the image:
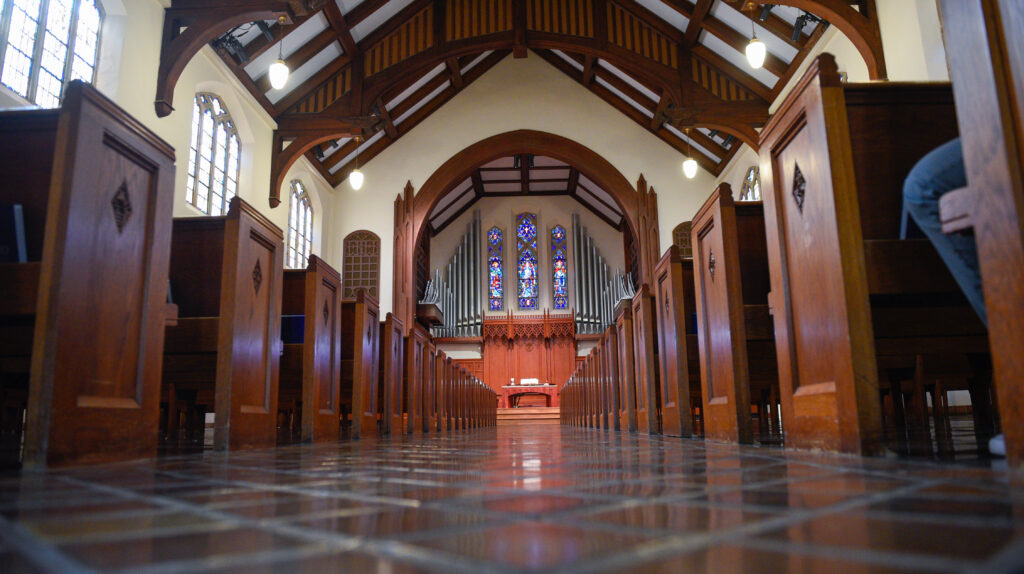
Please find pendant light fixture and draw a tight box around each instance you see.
[683,129,698,179]
[349,135,365,190]
[746,18,767,70]
[268,16,290,90]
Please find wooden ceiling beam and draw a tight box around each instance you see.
[770,16,827,100]
[721,0,808,49]
[446,57,464,89]
[343,0,391,28]
[234,10,318,64]
[581,55,596,86]
[357,0,433,52]
[683,0,714,47]
[375,96,399,139]
[650,90,670,131]
[520,152,531,194]
[272,53,353,113]
[567,167,580,195]
[571,186,624,230]
[213,46,280,118]
[323,0,358,55]
[691,45,772,100]
[698,10,789,77]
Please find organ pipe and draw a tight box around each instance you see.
[571,218,636,334]
[423,211,482,338]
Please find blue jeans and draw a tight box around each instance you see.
[902,138,987,326]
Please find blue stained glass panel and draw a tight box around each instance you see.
[517,213,538,309]
[551,225,568,309]
[487,227,503,311]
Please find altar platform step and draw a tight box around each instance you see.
[497,407,561,426]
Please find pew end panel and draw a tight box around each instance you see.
[343,291,380,438]
[301,256,343,442]
[692,185,754,444]
[382,313,405,435]
[405,324,429,435]
[3,82,176,468]
[631,285,659,435]
[759,54,884,455]
[615,300,637,432]
[653,245,696,438]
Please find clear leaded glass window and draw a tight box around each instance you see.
[0,0,101,108]
[551,224,568,310]
[487,226,503,311]
[516,213,538,310]
[286,180,313,269]
[342,230,380,299]
[186,93,240,216]
[740,166,761,201]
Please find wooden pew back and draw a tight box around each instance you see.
[631,284,659,434]
[615,300,638,432]
[653,245,695,437]
[1,82,175,467]
[342,291,380,438]
[381,313,404,435]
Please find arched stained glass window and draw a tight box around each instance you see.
[551,225,568,310]
[186,93,240,216]
[740,166,761,201]
[286,180,313,269]
[0,0,102,108]
[516,213,538,310]
[487,226,503,311]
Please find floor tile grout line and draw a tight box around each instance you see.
[556,476,960,574]
[0,513,97,574]
[53,475,521,574]
[734,534,972,572]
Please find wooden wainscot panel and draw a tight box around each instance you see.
[652,244,695,438]
[0,82,175,468]
[631,285,659,434]
[342,291,380,438]
[163,197,284,452]
[280,255,343,443]
[614,300,638,432]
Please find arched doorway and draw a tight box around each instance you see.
[392,130,660,334]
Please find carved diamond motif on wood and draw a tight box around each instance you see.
[792,162,806,213]
[253,260,263,294]
[708,250,716,281]
[323,299,330,324]
[111,181,132,233]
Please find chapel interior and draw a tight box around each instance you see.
[0,0,1023,572]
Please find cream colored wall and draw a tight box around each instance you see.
[430,195,626,315]
[331,52,717,316]
[0,0,335,267]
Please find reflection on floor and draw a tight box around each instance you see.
[1,426,1023,573]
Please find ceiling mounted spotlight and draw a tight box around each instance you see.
[791,11,823,42]
[759,4,774,21]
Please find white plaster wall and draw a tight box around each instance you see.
[430,195,626,315]
[330,52,717,316]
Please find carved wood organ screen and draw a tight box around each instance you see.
[573,213,635,334]
[481,312,576,392]
[341,230,380,299]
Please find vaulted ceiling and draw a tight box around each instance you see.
[156,1,885,206]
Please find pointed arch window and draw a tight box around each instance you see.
[186,93,240,216]
[342,230,380,299]
[740,166,761,201]
[516,213,538,310]
[286,180,313,269]
[551,224,568,310]
[0,0,102,108]
[487,226,504,311]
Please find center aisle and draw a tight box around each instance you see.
[1,426,1022,573]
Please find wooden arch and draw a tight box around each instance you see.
[392,130,660,334]
[765,0,887,79]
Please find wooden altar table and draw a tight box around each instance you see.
[501,385,560,408]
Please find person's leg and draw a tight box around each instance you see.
[902,138,987,326]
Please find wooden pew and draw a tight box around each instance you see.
[341,291,380,438]
[423,339,436,433]
[379,313,404,435]
[615,300,638,432]
[652,245,701,438]
[0,81,175,468]
[758,54,989,455]
[602,326,621,431]
[936,0,1024,465]
[403,324,428,435]
[691,186,780,444]
[279,255,342,443]
[435,351,448,431]
[162,197,284,451]
[631,285,660,434]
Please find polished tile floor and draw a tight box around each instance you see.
[1,426,1023,573]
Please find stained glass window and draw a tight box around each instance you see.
[516,213,538,310]
[186,93,240,216]
[0,0,101,108]
[487,226,503,311]
[286,180,313,269]
[740,166,761,201]
[551,225,568,310]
